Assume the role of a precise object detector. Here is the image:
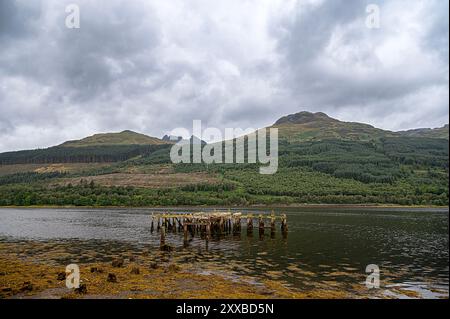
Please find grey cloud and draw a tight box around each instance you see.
[273,0,448,128]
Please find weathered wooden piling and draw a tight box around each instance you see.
[258,214,265,236]
[281,214,288,233]
[151,211,288,245]
[160,225,166,247]
[270,212,276,235]
[183,222,188,242]
[206,222,211,241]
[219,217,224,235]
[247,214,253,235]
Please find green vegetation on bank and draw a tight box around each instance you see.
[0,137,447,206]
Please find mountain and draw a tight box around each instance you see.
[272,111,396,142]
[0,110,448,207]
[0,130,171,165]
[271,111,448,141]
[398,124,449,139]
[61,130,169,147]
[0,112,447,165]
[162,135,182,143]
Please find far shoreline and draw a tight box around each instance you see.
[0,204,448,210]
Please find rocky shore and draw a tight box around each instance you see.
[0,240,349,299]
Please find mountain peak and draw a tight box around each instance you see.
[271,110,387,142]
[274,111,335,126]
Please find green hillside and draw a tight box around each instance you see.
[272,111,396,142]
[398,124,449,139]
[0,111,448,207]
[0,131,172,165]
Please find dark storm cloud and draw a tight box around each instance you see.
[0,0,448,151]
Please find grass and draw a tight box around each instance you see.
[51,172,221,189]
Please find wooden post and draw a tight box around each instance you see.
[160,225,166,248]
[247,214,253,235]
[270,211,276,236]
[219,217,224,235]
[150,217,154,233]
[237,215,241,232]
[183,221,188,245]
[234,216,240,234]
[206,222,211,241]
[189,218,195,237]
[176,218,182,232]
[281,213,288,236]
[258,215,264,237]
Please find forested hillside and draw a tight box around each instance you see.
[0,131,172,165]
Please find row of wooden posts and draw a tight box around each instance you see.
[150,212,288,247]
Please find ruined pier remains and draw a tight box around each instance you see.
[150,211,288,248]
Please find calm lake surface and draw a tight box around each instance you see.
[0,207,448,298]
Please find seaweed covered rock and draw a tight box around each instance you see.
[130,267,140,275]
[75,283,87,294]
[150,262,159,269]
[111,258,124,268]
[20,282,33,292]
[107,273,117,283]
[90,267,103,273]
[167,264,181,272]
[160,244,173,252]
[57,272,66,281]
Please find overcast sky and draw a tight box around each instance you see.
[0,0,448,151]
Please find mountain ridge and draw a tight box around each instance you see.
[60,130,170,147]
[271,111,448,142]
[0,111,448,158]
